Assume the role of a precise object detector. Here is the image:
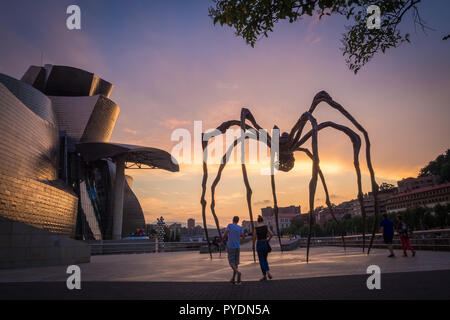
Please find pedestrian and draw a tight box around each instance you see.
[223,216,244,284]
[220,230,227,250]
[396,214,416,257]
[253,215,273,281]
[380,213,395,257]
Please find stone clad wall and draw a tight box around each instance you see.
[0,216,90,269]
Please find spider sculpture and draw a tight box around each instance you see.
[200,91,380,262]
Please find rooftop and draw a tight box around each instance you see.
[389,182,450,199]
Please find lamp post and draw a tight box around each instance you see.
[156,216,166,251]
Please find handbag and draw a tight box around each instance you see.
[267,240,272,253]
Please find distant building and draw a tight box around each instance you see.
[386,182,450,213]
[315,188,398,226]
[261,205,301,230]
[187,218,195,229]
[316,201,352,227]
[169,223,182,231]
[241,220,256,233]
[179,223,204,240]
[398,175,441,193]
[350,190,395,217]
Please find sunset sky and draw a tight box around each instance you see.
[1,0,449,227]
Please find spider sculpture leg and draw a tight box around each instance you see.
[210,133,286,262]
[288,112,320,263]
[297,147,346,251]
[268,126,284,252]
[290,92,378,253]
[210,135,257,258]
[202,110,282,261]
[295,122,367,252]
[240,108,268,263]
[200,148,213,260]
[201,121,255,259]
[270,173,284,251]
[308,91,379,254]
[201,121,261,259]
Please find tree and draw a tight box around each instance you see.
[163,225,171,242]
[434,204,450,228]
[209,0,442,73]
[291,215,305,228]
[419,149,450,182]
[379,182,396,192]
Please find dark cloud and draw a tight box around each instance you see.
[254,199,271,206]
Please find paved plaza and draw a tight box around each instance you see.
[1,245,449,282]
[0,245,449,299]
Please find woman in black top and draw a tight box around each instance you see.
[253,215,274,281]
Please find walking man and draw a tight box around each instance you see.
[380,213,395,257]
[396,215,416,257]
[223,216,244,285]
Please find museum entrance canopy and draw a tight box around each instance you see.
[76,142,179,240]
[76,142,179,172]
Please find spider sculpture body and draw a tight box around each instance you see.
[200,91,380,262]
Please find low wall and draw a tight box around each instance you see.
[0,216,90,269]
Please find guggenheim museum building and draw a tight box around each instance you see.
[0,64,178,248]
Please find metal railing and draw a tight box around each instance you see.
[281,228,450,251]
[88,240,206,255]
[87,229,450,254]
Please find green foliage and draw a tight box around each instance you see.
[282,204,450,237]
[209,0,425,73]
[419,149,450,182]
[379,182,396,192]
[163,226,171,242]
[434,204,450,228]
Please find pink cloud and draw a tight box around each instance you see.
[161,118,191,129]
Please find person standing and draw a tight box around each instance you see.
[380,214,395,257]
[223,216,244,284]
[253,215,273,281]
[396,215,416,257]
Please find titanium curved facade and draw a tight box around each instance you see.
[49,95,119,149]
[80,95,119,143]
[122,180,146,237]
[0,82,58,180]
[0,73,56,125]
[1,64,176,241]
[0,83,78,236]
[22,65,113,98]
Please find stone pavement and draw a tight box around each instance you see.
[0,246,449,283]
[0,246,449,299]
[0,270,449,299]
